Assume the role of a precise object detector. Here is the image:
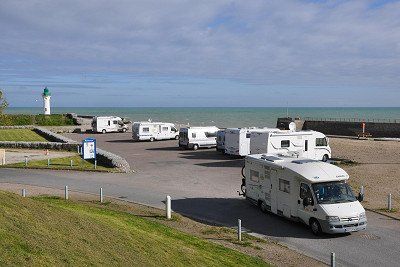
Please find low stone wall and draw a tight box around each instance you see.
[96,148,131,173]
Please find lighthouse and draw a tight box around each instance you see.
[42,87,51,115]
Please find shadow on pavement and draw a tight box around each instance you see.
[172,197,339,240]
[195,160,243,168]
[106,139,135,143]
[146,146,182,151]
[180,150,236,160]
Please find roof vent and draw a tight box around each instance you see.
[292,159,315,164]
[261,155,283,162]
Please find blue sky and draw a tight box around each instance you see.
[0,0,399,107]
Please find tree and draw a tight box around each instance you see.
[0,90,8,114]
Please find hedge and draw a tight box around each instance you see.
[0,114,75,126]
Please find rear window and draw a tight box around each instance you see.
[281,140,290,148]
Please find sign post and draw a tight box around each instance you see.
[82,138,97,168]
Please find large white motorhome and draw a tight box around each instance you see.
[179,126,220,150]
[250,129,331,161]
[240,154,367,235]
[224,128,278,156]
[132,122,179,142]
[92,116,129,133]
[216,129,226,152]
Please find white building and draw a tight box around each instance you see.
[42,87,51,115]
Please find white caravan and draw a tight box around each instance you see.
[224,128,278,156]
[240,154,367,235]
[179,126,220,150]
[216,129,226,152]
[132,122,179,142]
[92,116,128,133]
[250,130,331,161]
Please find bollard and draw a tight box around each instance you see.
[238,219,242,241]
[166,195,171,220]
[100,187,103,203]
[24,156,28,167]
[94,160,97,170]
[388,194,392,211]
[47,158,51,167]
[331,252,336,267]
[70,159,73,167]
[65,186,69,200]
[21,189,26,197]
[77,145,80,155]
[360,185,364,196]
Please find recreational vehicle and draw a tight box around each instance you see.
[224,128,277,156]
[250,130,331,161]
[132,122,179,142]
[92,116,129,133]
[216,129,226,152]
[179,126,220,150]
[240,154,367,235]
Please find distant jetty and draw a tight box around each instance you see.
[277,117,400,138]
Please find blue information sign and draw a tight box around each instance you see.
[82,138,96,160]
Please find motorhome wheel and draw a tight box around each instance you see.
[175,135,179,140]
[260,201,268,213]
[150,137,155,142]
[102,129,106,134]
[322,154,329,162]
[122,128,127,133]
[193,144,199,150]
[310,219,322,236]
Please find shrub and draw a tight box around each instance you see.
[0,114,75,126]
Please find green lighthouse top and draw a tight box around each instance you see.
[43,87,51,96]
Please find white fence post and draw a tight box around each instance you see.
[21,189,26,197]
[388,194,392,211]
[100,187,103,203]
[47,158,50,167]
[238,219,242,241]
[65,185,69,200]
[331,252,336,267]
[94,160,97,170]
[360,185,364,196]
[24,156,28,167]
[166,195,171,220]
[70,159,73,167]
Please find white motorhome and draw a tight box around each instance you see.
[132,122,179,142]
[216,129,226,152]
[92,116,128,134]
[240,154,367,235]
[179,126,219,150]
[250,130,331,161]
[224,128,278,156]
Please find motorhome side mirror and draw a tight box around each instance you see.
[357,193,364,202]
[303,197,312,207]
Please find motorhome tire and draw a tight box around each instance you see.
[260,201,268,213]
[149,137,155,142]
[175,135,179,140]
[310,219,322,236]
[322,154,329,162]
[122,128,127,133]
[193,144,199,150]
[102,129,106,134]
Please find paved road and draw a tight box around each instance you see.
[1,133,399,266]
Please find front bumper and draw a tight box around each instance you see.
[320,218,367,234]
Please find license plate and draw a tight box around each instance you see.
[345,227,357,232]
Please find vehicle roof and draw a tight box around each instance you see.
[226,127,278,133]
[133,122,175,125]
[246,154,349,183]
[95,116,122,119]
[181,126,219,130]
[251,129,325,136]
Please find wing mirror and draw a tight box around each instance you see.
[357,192,364,202]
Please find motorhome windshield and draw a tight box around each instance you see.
[312,182,356,204]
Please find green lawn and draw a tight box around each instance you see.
[0,129,48,142]
[3,155,116,172]
[0,191,268,266]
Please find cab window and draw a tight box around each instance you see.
[316,138,328,147]
[300,183,313,199]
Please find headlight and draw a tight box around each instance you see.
[326,216,340,222]
[359,212,366,219]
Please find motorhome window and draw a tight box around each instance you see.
[281,140,290,148]
[305,140,308,151]
[113,120,118,124]
[246,133,251,138]
[171,127,177,132]
[205,132,217,138]
[192,133,197,138]
[162,127,169,131]
[300,183,312,199]
[108,121,111,126]
[143,127,150,133]
[279,179,290,193]
[250,170,259,182]
[316,138,328,147]
[312,182,356,204]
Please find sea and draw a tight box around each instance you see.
[5,107,400,128]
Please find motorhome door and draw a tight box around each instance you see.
[297,183,315,224]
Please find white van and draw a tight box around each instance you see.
[224,128,278,156]
[92,116,128,133]
[179,126,220,150]
[240,154,367,235]
[216,129,226,152]
[132,122,179,142]
[250,130,331,161]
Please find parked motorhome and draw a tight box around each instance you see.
[92,116,129,133]
[250,129,331,161]
[216,129,226,152]
[179,126,220,150]
[224,128,277,156]
[240,154,367,235]
[132,122,179,142]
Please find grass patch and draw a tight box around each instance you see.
[2,155,117,172]
[0,114,75,126]
[0,191,268,266]
[377,208,399,213]
[0,129,48,142]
